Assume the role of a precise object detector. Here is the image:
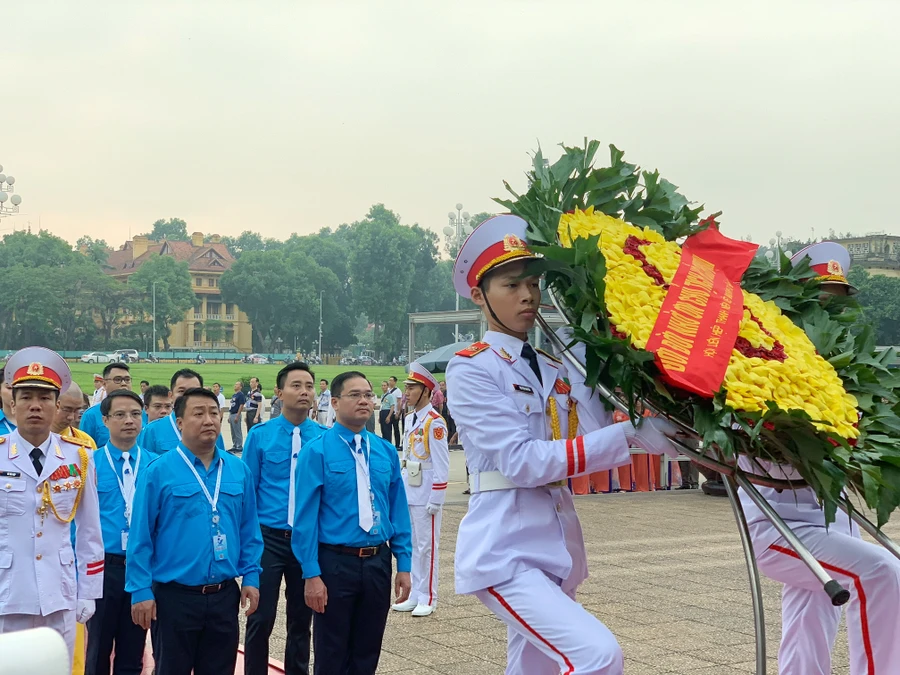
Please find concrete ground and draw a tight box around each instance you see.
[227,420,899,674]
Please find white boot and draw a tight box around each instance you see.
[391,598,418,612]
[411,603,435,617]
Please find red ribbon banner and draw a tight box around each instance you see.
[644,224,759,397]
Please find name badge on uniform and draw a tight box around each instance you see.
[121,529,129,551]
[0,471,20,478]
[513,384,535,395]
[213,533,228,561]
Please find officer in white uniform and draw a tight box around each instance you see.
[739,242,900,675]
[391,362,449,617]
[0,347,104,666]
[446,215,681,675]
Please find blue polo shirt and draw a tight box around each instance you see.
[79,403,109,448]
[0,410,15,435]
[139,412,225,454]
[242,415,327,529]
[95,442,158,555]
[125,444,264,603]
[291,424,412,578]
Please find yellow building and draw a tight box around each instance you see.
[837,233,900,279]
[105,232,253,352]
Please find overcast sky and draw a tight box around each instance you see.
[3,1,898,251]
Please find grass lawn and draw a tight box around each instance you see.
[67,363,419,394]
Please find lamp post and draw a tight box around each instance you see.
[442,203,474,342]
[152,282,157,353]
[318,290,324,361]
[0,165,23,219]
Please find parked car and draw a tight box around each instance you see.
[113,349,140,363]
[243,353,269,365]
[81,352,113,364]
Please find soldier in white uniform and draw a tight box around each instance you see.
[739,242,900,675]
[446,215,681,675]
[391,362,449,617]
[0,347,105,666]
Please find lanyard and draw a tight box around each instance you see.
[103,445,141,525]
[168,414,181,441]
[342,434,372,493]
[175,448,223,524]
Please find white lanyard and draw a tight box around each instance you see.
[103,445,141,526]
[175,447,223,525]
[343,434,372,491]
[168,414,182,441]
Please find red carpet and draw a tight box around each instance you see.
[139,639,285,674]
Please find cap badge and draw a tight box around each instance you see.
[827,260,843,276]
[27,363,44,376]
[503,234,527,252]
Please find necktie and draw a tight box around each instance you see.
[354,434,374,532]
[30,448,43,477]
[287,427,301,526]
[411,413,418,429]
[121,451,135,520]
[521,343,543,385]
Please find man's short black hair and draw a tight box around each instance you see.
[173,387,220,419]
[140,380,150,387]
[170,368,203,389]
[320,378,328,385]
[277,362,315,390]
[143,384,170,407]
[0,366,5,384]
[332,371,368,397]
[103,362,130,378]
[213,382,221,387]
[388,376,397,384]
[101,389,145,416]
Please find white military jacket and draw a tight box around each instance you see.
[0,430,104,616]
[446,330,631,595]
[402,404,449,507]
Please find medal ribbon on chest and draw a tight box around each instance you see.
[40,447,89,523]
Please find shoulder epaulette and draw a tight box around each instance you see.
[455,341,490,358]
[536,348,562,364]
[428,409,443,421]
[60,433,96,449]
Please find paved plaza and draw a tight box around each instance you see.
[250,447,900,674]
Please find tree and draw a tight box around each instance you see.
[145,218,189,241]
[128,255,196,350]
[848,268,900,345]
[221,231,280,258]
[76,235,111,265]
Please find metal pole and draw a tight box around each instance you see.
[152,282,157,353]
[318,290,324,361]
[722,475,767,673]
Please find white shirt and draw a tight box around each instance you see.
[216,393,227,409]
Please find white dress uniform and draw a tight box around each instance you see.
[739,243,900,675]
[394,362,450,616]
[0,348,104,667]
[447,215,635,675]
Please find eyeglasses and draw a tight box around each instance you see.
[108,411,143,421]
[337,392,377,401]
[149,402,173,411]
[106,376,132,385]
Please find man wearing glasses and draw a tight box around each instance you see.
[79,362,133,448]
[292,371,412,675]
[143,385,173,423]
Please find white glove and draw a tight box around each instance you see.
[76,599,96,624]
[624,417,682,459]
[425,503,442,516]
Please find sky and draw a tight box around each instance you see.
[3,1,898,251]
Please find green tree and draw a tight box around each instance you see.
[128,256,196,350]
[76,235,111,266]
[221,231,280,258]
[203,319,228,343]
[146,218,189,241]
[848,268,900,345]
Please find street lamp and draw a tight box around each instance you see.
[0,165,23,219]
[152,282,157,353]
[442,203,474,342]
[318,290,324,361]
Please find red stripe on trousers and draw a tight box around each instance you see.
[486,587,575,675]
[428,514,435,606]
[566,439,574,477]
[770,544,875,674]
[576,436,585,475]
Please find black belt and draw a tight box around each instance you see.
[320,543,385,558]
[261,524,292,539]
[105,553,126,566]
[163,579,236,595]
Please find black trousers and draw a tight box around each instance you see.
[313,545,392,675]
[153,579,240,675]
[389,415,401,449]
[246,409,261,433]
[85,555,147,675]
[378,410,391,441]
[244,526,312,675]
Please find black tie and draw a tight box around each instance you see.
[521,343,543,386]
[30,448,44,477]
[411,413,418,428]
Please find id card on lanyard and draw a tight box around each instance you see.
[175,448,227,560]
[103,445,141,551]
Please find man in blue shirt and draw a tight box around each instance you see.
[292,371,412,675]
[139,369,225,454]
[228,380,246,453]
[85,390,157,675]
[127,387,263,675]
[243,363,327,675]
[80,362,133,448]
[0,365,16,434]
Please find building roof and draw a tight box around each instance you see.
[105,235,235,276]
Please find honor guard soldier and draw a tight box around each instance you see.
[446,216,681,675]
[0,347,104,667]
[740,242,900,675]
[391,362,449,617]
[139,369,226,454]
[242,362,328,675]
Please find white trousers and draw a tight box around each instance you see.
[475,568,623,675]
[409,504,441,607]
[756,524,900,675]
[0,610,76,669]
